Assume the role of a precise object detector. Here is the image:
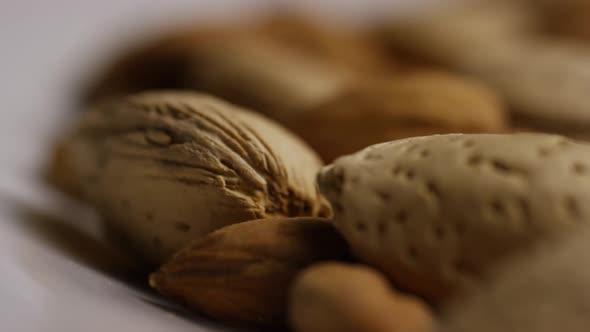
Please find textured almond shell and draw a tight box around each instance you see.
[60,92,329,265]
[318,133,590,301]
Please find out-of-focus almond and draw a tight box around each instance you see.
[288,71,506,161]
[186,38,354,118]
[380,2,590,139]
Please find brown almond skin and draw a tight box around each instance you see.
[289,262,436,332]
[150,217,350,328]
[288,71,507,161]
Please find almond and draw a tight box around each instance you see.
[52,91,329,265]
[380,1,534,68]
[381,2,590,139]
[186,38,353,118]
[318,133,590,301]
[287,71,506,161]
[254,14,394,74]
[150,217,350,327]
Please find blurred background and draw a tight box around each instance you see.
[5,0,590,195]
[0,0,440,193]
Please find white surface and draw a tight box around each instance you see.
[0,1,436,331]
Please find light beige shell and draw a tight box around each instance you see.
[442,226,590,332]
[58,91,329,265]
[318,133,590,301]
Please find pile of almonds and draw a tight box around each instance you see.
[47,3,590,332]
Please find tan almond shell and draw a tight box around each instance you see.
[150,217,350,327]
[58,91,329,265]
[442,226,590,332]
[318,133,590,301]
[289,262,435,332]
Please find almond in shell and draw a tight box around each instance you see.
[51,92,330,265]
[319,133,590,301]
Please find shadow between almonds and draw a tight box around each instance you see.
[5,196,147,283]
[1,193,271,331]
